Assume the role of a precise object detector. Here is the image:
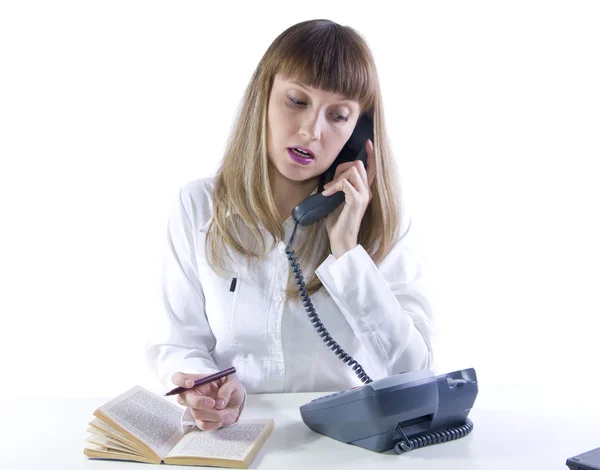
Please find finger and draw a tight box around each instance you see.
[190,407,227,423]
[192,403,241,429]
[322,177,360,203]
[365,139,375,188]
[171,372,221,392]
[191,380,221,397]
[323,139,373,189]
[324,164,367,194]
[171,372,196,389]
[352,158,372,202]
[351,158,369,190]
[328,161,355,182]
[195,419,224,431]
[323,167,366,199]
[214,379,242,410]
[344,168,369,203]
[329,161,368,190]
[177,390,216,409]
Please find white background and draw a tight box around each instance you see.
[0,1,598,399]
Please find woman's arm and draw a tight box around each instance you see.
[315,212,435,379]
[146,187,219,391]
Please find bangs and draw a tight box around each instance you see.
[272,20,376,112]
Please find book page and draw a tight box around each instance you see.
[98,385,185,458]
[165,419,273,460]
[87,427,142,454]
[89,418,143,452]
[85,435,140,455]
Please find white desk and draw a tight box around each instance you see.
[1,385,598,469]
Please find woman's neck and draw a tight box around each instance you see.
[269,170,319,223]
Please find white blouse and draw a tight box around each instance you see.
[146,177,435,394]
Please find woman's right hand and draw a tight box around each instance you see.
[170,372,246,431]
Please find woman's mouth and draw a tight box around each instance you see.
[288,148,314,165]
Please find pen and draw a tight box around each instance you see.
[164,367,237,397]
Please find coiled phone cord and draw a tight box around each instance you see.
[393,418,474,455]
[285,222,372,384]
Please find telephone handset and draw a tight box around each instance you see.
[284,114,477,455]
[291,113,374,226]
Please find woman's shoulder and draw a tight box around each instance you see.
[179,176,216,199]
[175,176,216,231]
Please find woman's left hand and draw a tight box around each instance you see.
[321,139,375,258]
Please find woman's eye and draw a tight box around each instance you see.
[287,95,348,122]
[287,95,305,106]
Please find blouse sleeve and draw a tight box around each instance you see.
[146,188,219,391]
[314,209,435,379]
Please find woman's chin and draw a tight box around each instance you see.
[270,163,319,184]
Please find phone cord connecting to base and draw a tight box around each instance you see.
[394,418,474,455]
[286,222,372,385]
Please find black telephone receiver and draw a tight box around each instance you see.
[291,114,374,226]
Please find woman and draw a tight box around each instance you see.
[147,19,435,431]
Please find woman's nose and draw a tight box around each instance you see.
[299,113,323,140]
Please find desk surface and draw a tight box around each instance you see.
[1,384,598,469]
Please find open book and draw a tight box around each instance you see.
[83,386,274,468]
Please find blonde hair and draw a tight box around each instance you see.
[207,19,402,302]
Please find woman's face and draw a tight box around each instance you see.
[266,73,362,184]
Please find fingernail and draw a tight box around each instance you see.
[216,399,226,409]
[203,398,214,407]
[185,379,194,387]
